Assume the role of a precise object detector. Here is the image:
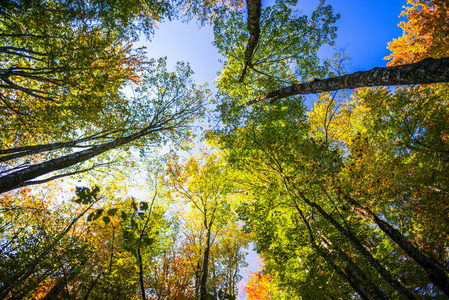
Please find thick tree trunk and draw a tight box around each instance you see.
[0,124,159,194]
[239,0,261,82]
[246,57,449,105]
[320,245,385,300]
[0,131,116,163]
[344,195,449,296]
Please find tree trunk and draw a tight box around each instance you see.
[83,270,105,300]
[195,261,201,300]
[343,195,449,296]
[318,234,387,300]
[0,203,95,299]
[0,123,159,194]
[0,130,116,163]
[286,179,417,299]
[291,199,386,300]
[239,0,262,82]
[247,57,449,105]
[42,264,80,300]
[200,221,213,300]
[138,247,147,300]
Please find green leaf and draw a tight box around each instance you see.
[91,185,100,198]
[107,208,118,216]
[103,216,110,224]
[131,218,137,229]
[93,209,104,221]
[141,202,149,211]
[87,212,95,222]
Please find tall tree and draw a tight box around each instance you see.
[0,58,208,194]
[213,0,339,116]
[0,0,171,145]
[210,0,449,297]
[386,0,449,66]
[165,151,246,300]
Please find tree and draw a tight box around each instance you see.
[0,0,172,145]
[210,0,449,297]
[2,0,449,298]
[0,183,102,299]
[247,57,449,105]
[210,99,420,298]
[213,0,449,106]
[244,271,272,300]
[307,87,449,296]
[386,0,449,66]
[213,0,339,109]
[0,58,208,194]
[164,151,247,300]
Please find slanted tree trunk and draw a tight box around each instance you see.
[42,264,81,300]
[0,123,159,194]
[247,57,449,105]
[83,270,105,300]
[283,178,417,299]
[239,0,262,82]
[343,194,449,296]
[0,202,96,299]
[318,235,387,300]
[291,198,386,300]
[0,130,117,163]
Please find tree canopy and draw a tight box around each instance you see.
[1,0,448,299]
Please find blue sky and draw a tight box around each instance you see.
[140,0,407,86]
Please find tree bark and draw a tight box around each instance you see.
[239,0,262,82]
[291,196,386,300]
[0,130,116,162]
[200,219,213,300]
[320,243,386,300]
[41,264,80,300]
[138,247,147,300]
[83,270,105,300]
[246,57,449,105]
[286,179,417,299]
[0,124,161,194]
[343,195,449,296]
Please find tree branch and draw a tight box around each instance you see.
[247,57,449,105]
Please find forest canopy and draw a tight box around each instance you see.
[1,0,448,299]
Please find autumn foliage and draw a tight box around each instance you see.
[386,0,449,65]
[2,0,449,299]
[244,271,272,300]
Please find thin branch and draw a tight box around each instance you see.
[17,163,112,189]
